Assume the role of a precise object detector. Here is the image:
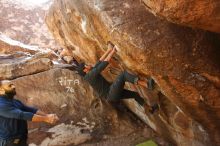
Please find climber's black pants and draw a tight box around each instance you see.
[107,71,145,105]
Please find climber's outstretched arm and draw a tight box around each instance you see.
[99,44,114,61]
[104,47,117,62]
[84,43,115,76]
[85,46,116,78]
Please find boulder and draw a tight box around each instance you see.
[13,68,105,145]
[13,69,161,146]
[0,34,37,55]
[0,0,58,48]
[0,35,61,80]
[141,0,220,33]
[46,0,220,145]
[0,54,53,80]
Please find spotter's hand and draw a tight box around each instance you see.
[46,114,59,124]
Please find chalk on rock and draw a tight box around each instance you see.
[60,103,67,108]
[63,56,73,64]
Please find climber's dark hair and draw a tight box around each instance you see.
[64,60,86,76]
[75,62,86,76]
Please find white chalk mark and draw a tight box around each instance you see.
[57,77,80,93]
[74,79,80,85]
[67,79,73,86]
[81,16,87,34]
[66,87,75,93]
[60,103,67,108]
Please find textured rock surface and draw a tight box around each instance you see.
[13,69,164,146]
[13,68,103,145]
[0,34,165,145]
[0,36,55,80]
[0,0,58,48]
[141,0,220,33]
[0,56,52,80]
[46,0,220,145]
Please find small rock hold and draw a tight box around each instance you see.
[63,56,73,64]
[60,103,67,108]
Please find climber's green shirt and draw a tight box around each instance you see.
[84,61,111,98]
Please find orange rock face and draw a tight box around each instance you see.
[46,0,220,145]
[142,0,220,33]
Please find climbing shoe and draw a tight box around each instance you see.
[147,78,155,90]
[149,104,159,114]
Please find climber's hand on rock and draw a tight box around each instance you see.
[107,45,114,52]
[107,41,115,51]
[112,46,117,54]
[113,45,119,52]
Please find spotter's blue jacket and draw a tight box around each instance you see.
[0,95,38,140]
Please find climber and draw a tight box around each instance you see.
[0,80,59,146]
[74,41,159,114]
